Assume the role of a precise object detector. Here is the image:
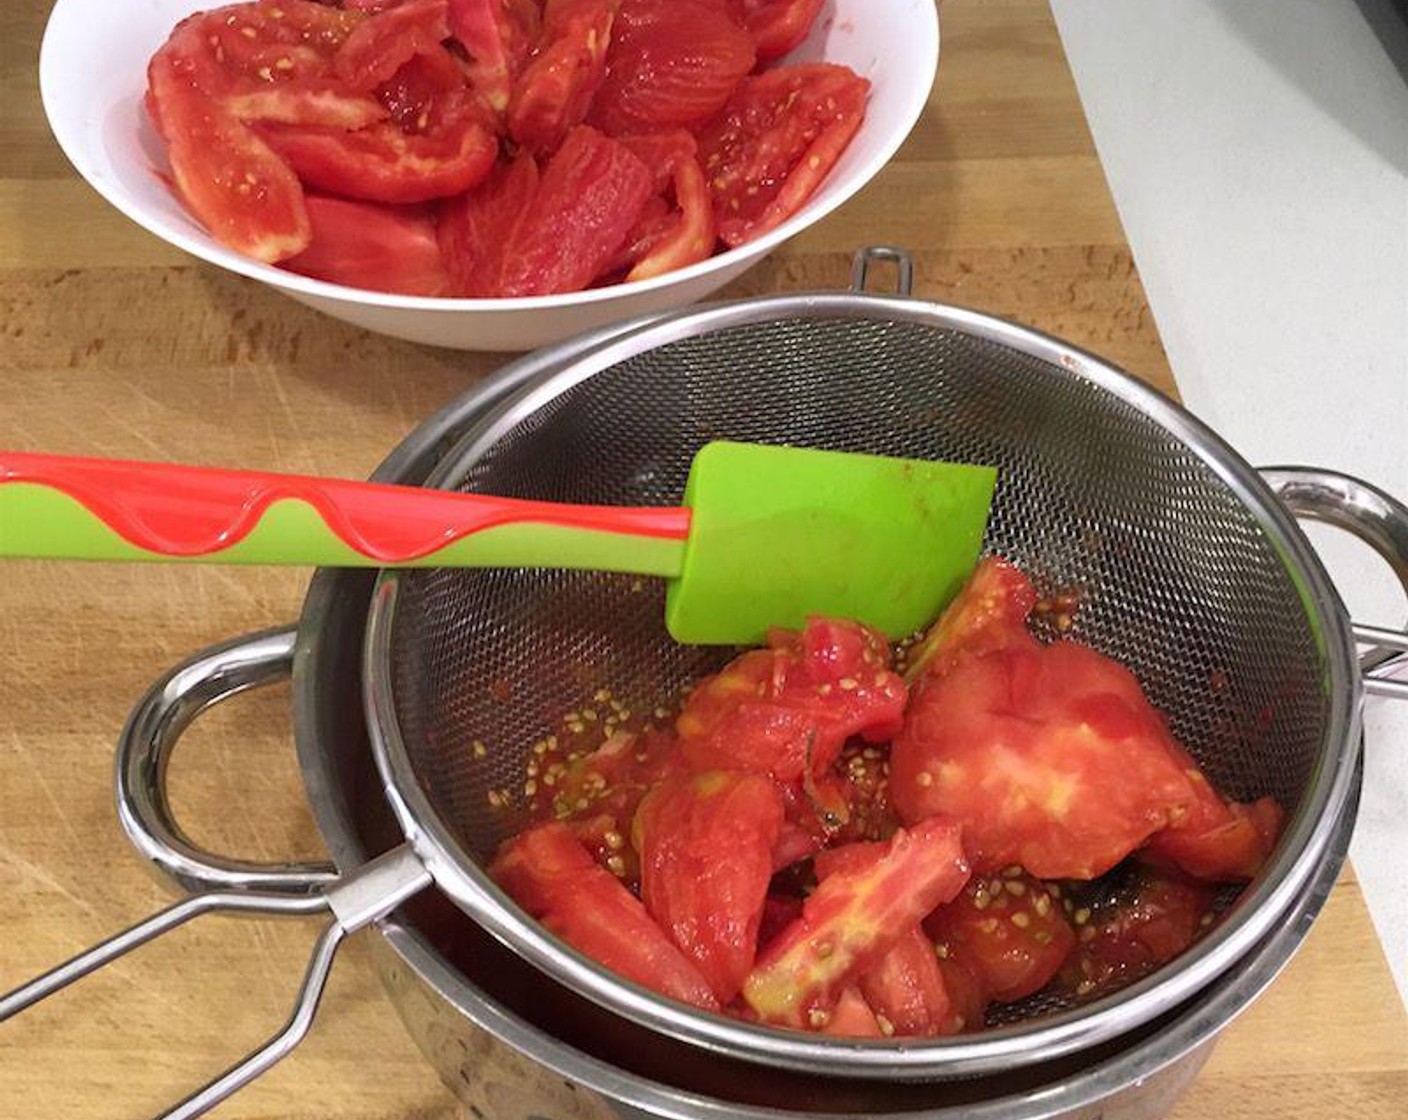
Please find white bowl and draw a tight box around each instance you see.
[38,0,939,351]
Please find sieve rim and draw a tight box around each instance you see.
[362,292,1363,1078]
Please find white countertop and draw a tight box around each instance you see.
[1051,0,1408,1004]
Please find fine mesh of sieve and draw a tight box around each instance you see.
[373,303,1335,1066]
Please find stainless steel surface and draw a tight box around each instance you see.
[362,291,1363,1077]
[1260,466,1408,696]
[0,889,327,1020]
[850,245,915,296]
[115,626,337,894]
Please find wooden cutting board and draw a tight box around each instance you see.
[0,2,1404,1118]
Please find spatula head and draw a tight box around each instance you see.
[665,441,997,645]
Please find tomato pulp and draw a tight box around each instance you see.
[145,0,868,295]
[486,557,1284,1038]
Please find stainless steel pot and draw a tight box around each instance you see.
[6,255,1407,1118]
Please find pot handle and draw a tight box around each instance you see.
[115,625,337,894]
[0,630,435,1120]
[1260,467,1408,699]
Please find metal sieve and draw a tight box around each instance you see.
[7,251,1407,1119]
[358,254,1402,1074]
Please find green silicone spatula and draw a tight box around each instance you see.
[0,444,996,644]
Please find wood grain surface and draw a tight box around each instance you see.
[1,2,1404,1119]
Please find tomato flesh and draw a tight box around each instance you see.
[904,556,1038,682]
[635,770,783,1002]
[725,0,827,62]
[147,17,311,262]
[696,62,869,247]
[676,617,906,783]
[507,0,618,155]
[854,923,952,1037]
[471,556,1280,1040]
[741,817,969,1028]
[282,194,452,294]
[892,558,1284,881]
[447,0,541,114]
[821,986,885,1037]
[927,870,1075,1003]
[334,0,452,91]
[489,821,720,1009]
[437,152,540,296]
[258,84,497,204]
[589,0,755,136]
[1144,786,1283,882]
[1057,866,1218,1000]
[444,124,656,297]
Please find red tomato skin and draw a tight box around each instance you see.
[282,194,453,294]
[724,0,827,62]
[926,871,1075,1003]
[507,0,618,156]
[741,817,970,1028]
[634,770,783,1002]
[437,152,540,296]
[676,617,906,783]
[496,125,655,295]
[489,821,720,1010]
[588,0,755,136]
[696,62,868,247]
[147,16,311,262]
[892,638,1212,880]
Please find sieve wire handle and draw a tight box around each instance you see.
[0,845,431,1120]
[1260,467,1408,700]
[4,627,437,1117]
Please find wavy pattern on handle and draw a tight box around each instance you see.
[0,452,690,577]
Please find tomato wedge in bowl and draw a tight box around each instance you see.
[38,0,938,349]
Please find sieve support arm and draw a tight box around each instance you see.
[0,629,434,1116]
[1260,466,1408,699]
[1,845,431,1120]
